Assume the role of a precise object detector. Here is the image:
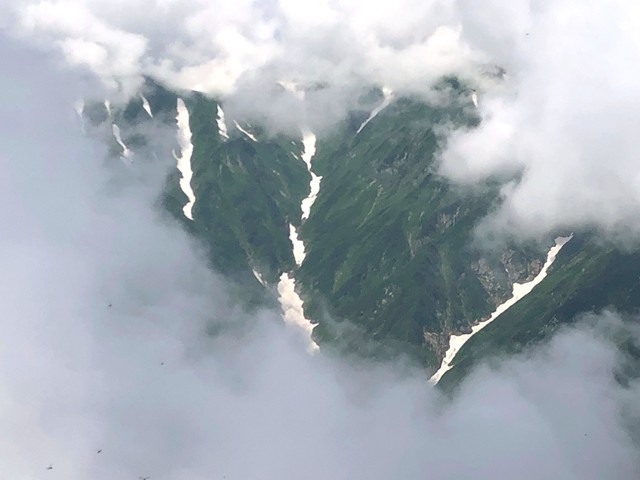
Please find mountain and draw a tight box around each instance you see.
[297,87,549,367]
[438,235,640,389]
[82,78,640,379]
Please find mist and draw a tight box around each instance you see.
[0,31,639,479]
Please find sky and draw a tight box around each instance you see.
[0,2,639,479]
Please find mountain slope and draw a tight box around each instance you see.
[297,88,546,367]
[87,80,640,379]
[438,235,640,389]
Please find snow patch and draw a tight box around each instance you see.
[276,129,322,352]
[233,120,257,142]
[216,104,229,140]
[140,94,153,118]
[429,235,573,385]
[174,98,197,220]
[111,123,132,162]
[300,132,321,220]
[289,225,306,266]
[471,90,479,109]
[357,86,393,134]
[252,269,266,287]
[277,273,319,353]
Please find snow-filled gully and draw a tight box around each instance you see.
[429,235,573,384]
[357,87,393,134]
[173,98,197,221]
[216,105,229,140]
[276,131,322,353]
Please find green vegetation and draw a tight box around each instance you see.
[87,81,310,309]
[183,93,310,283]
[439,235,640,389]
[297,91,544,368]
[98,80,640,383]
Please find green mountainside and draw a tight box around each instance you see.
[184,93,309,283]
[439,235,640,389]
[298,92,544,367]
[83,81,308,306]
[86,79,640,378]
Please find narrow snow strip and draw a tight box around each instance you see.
[277,273,319,353]
[140,94,153,118]
[429,235,573,385]
[300,132,321,220]
[233,120,257,142]
[289,225,306,266]
[252,269,266,287]
[174,98,196,220]
[216,105,229,140]
[357,87,393,134]
[471,91,479,109]
[276,129,321,353]
[104,100,111,117]
[111,124,132,161]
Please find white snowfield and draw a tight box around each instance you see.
[300,132,322,221]
[233,120,257,142]
[357,86,393,134]
[277,273,320,353]
[289,225,306,266]
[174,98,197,221]
[103,100,132,164]
[276,131,322,352]
[429,235,573,385]
[471,90,479,109]
[140,94,153,118]
[216,104,229,140]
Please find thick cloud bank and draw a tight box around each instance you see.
[442,0,640,242]
[3,0,639,242]
[0,36,639,480]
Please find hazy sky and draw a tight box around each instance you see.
[0,3,639,479]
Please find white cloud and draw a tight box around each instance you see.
[440,0,640,242]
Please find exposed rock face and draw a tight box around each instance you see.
[471,249,545,313]
[502,249,544,284]
[423,330,451,361]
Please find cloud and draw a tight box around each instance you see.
[5,0,639,242]
[3,0,480,127]
[0,32,639,480]
[440,0,640,242]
